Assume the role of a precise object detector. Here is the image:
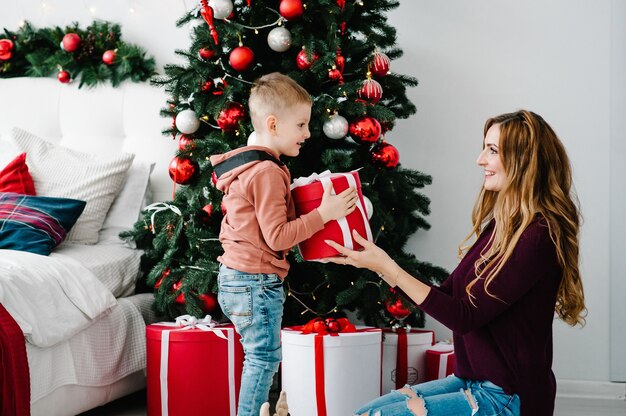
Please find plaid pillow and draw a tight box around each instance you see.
[0,192,85,255]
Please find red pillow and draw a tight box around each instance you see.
[0,153,36,195]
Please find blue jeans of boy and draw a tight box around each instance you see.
[217,265,284,416]
[355,376,520,416]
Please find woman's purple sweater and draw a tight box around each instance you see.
[419,218,561,416]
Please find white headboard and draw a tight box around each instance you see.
[0,77,177,203]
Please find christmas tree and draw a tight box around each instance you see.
[123,0,447,328]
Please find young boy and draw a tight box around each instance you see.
[209,72,358,416]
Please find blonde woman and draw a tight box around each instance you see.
[326,110,586,416]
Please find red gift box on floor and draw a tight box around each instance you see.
[291,170,373,261]
[382,328,435,392]
[425,341,455,381]
[146,315,244,416]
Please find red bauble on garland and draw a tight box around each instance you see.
[279,0,304,20]
[385,297,412,319]
[154,269,171,289]
[349,116,381,143]
[199,293,218,312]
[296,48,318,70]
[168,156,198,184]
[62,33,81,52]
[328,67,343,83]
[0,39,14,61]
[102,50,117,65]
[172,281,185,304]
[217,102,245,132]
[335,50,345,73]
[371,141,400,168]
[57,70,71,84]
[178,134,195,151]
[229,46,254,71]
[201,203,214,221]
[199,47,216,60]
[371,51,390,77]
[211,171,218,187]
[357,78,383,103]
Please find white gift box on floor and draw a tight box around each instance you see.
[381,328,435,393]
[281,324,382,416]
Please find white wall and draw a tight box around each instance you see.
[2,0,622,384]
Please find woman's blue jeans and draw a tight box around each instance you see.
[218,265,285,416]
[355,376,520,416]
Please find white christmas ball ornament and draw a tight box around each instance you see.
[363,195,373,219]
[322,113,349,139]
[176,109,201,134]
[267,27,292,52]
[247,131,257,145]
[209,0,234,19]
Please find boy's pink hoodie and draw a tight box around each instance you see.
[209,146,324,278]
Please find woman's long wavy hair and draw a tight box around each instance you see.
[460,110,586,326]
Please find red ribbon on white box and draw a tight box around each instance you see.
[292,170,373,255]
[157,315,235,416]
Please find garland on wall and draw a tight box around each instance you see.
[0,20,156,88]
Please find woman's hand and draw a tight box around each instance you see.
[325,229,399,286]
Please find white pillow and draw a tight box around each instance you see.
[9,127,134,244]
[0,138,20,167]
[98,159,155,244]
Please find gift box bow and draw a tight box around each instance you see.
[294,317,356,336]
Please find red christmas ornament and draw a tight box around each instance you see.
[312,319,327,333]
[202,203,213,219]
[296,48,318,70]
[217,102,245,132]
[172,281,185,304]
[62,33,81,52]
[328,67,343,84]
[279,0,304,20]
[340,22,347,36]
[0,39,14,61]
[168,156,198,185]
[371,142,400,168]
[229,46,254,72]
[385,297,411,319]
[57,70,71,84]
[335,50,345,73]
[154,268,171,289]
[201,79,214,92]
[325,318,341,333]
[200,0,220,44]
[337,0,346,10]
[198,47,216,60]
[371,51,391,77]
[349,116,381,143]
[357,78,383,103]
[102,49,117,65]
[211,171,218,187]
[199,293,218,312]
[178,134,195,151]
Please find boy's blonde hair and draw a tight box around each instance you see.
[248,72,311,129]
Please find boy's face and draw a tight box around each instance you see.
[271,103,311,157]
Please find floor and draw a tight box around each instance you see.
[80,390,626,415]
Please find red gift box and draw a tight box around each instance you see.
[146,316,244,416]
[291,171,373,261]
[425,342,455,381]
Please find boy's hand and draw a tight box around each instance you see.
[316,184,358,224]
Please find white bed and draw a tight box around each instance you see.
[0,77,177,415]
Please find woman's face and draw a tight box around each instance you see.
[477,123,507,192]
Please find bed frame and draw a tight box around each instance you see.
[0,77,177,415]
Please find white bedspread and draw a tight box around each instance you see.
[0,249,117,348]
[27,294,150,403]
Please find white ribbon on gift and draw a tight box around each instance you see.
[292,170,373,256]
[145,202,182,234]
[157,315,236,416]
